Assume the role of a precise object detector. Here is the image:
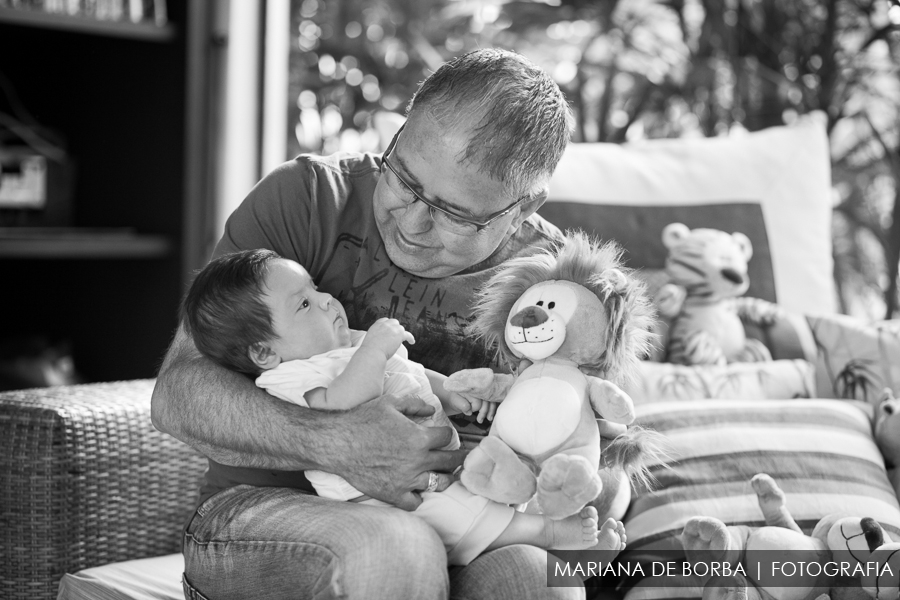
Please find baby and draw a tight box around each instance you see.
[182,248,628,565]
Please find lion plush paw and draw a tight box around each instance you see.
[589,378,636,424]
[535,453,602,520]
[460,436,536,505]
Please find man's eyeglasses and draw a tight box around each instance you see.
[380,125,529,237]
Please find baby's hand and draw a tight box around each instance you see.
[446,393,498,423]
[443,369,515,422]
[361,318,415,358]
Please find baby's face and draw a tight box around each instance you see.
[262,258,352,361]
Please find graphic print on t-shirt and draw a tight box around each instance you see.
[318,232,500,377]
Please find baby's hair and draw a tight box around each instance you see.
[182,249,281,375]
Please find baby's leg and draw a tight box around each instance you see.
[486,507,622,552]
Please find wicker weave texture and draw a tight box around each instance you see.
[0,379,207,600]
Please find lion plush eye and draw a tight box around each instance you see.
[512,282,578,323]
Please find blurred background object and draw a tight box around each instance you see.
[283,0,900,321]
[0,336,82,392]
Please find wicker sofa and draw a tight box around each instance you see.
[0,379,207,600]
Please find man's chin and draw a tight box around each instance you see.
[383,238,441,277]
[377,220,463,278]
[384,248,464,279]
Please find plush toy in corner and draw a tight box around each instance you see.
[444,231,657,520]
[681,473,900,600]
[876,389,900,501]
[656,222,783,366]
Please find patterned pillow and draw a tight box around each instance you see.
[807,314,900,405]
[626,359,816,405]
[618,398,900,599]
[540,112,834,316]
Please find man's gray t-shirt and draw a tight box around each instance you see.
[202,151,562,500]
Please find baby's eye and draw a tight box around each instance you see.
[300,299,310,309]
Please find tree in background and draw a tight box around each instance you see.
[287,0,900,320]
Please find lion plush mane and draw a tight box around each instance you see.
[464,232,666,496]
[469,232,656,389]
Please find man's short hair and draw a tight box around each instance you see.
[182,249,280,375]
[407,48,574,198]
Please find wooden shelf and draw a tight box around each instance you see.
[0,228,172,259]
[0,6,175,41]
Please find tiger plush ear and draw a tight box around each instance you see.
[732,232,753,261]
[662,223,691,249]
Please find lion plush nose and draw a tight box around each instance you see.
[721,268,744,285]
[509,306,549,329]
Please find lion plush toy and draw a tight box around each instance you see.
[682,473,900,600]
[445,231,656,520]
[656,222,781,366]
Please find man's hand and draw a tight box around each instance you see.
[360,318,416,358]
[330,394,465,511]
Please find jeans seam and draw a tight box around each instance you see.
[184,530,343,551]
[183,534,345,598]
[182,572,212,600]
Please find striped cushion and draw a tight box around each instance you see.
[620,398,900,599]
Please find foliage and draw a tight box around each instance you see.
[287,0,900,320]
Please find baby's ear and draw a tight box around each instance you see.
[249,342,279,370]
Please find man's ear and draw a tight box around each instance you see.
[249,342,279,370]
[508,187,549,233]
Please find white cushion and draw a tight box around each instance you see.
[626,359,816,404]
[542,112,835,315]
[56,553,183,600]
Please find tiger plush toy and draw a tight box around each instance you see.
[656,223,780,366]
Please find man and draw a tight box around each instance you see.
[153,48,582,599]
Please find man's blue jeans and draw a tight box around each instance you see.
[182,485,585,599]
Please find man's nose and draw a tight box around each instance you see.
[399,199,433,234]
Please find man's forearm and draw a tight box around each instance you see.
[152,326,468,510]
[152,326,341,471]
